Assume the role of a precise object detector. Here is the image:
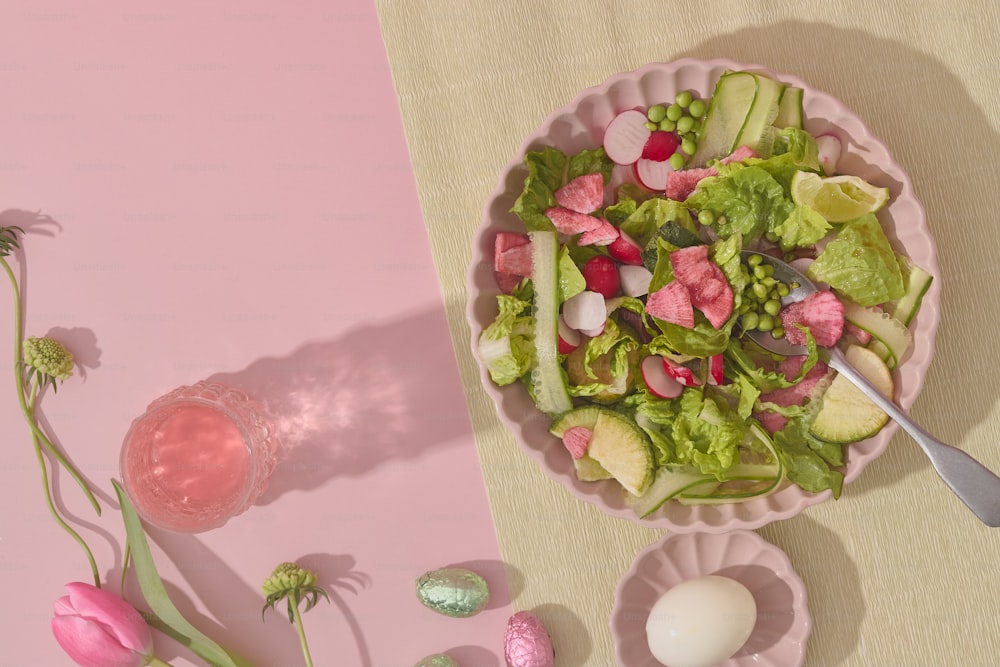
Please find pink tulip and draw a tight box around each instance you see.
[51,582,155,667]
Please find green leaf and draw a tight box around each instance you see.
[112,480,253,667]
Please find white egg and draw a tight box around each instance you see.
[645,575,757,667]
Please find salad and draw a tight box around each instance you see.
[477,68,933,517]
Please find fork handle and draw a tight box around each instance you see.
[827,350,1000,527]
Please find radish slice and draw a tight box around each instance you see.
[641,355,684,399]
[663,358,700,387]
[557,315,581,354]
[607,231,644,266]
[562,290,606,331]
[816,133,842,176]
[619,264,653,297]
[579,323,606,338]
[707,354,724,385]
[634,157,674,192]
[603,110,652,165]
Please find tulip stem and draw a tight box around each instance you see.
[147,657,175,667]
[289,591,315,667]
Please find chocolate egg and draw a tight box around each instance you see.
[415,567,490,617]
[414,654,460,667]
[504,611,554,667]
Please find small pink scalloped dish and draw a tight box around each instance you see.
[466,59,940,532]
[610,530,811,667]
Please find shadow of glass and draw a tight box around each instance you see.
[681,23,1000,495]
[205,307,475,506]
[759,516,864,666]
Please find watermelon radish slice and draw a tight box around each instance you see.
[581,255,620,298]
[646,281,695,329]
[669,245,733,329]
[558,315,581,354]
[603,109,652,165]
[641,355,684,399]
[665,166,716,201]
[607,230,643,266]
[561,426,592,459]
[545,207,600,235]
[635,157,674,192]
[495,242,533,277]
[555,173,604,214]
[781,291,844,347]
[562,290,606,331]
[578,218,619,246]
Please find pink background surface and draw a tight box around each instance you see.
[0,2,510,665]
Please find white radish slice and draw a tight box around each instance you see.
[641,355,684,399]
[634,157,674,191]
[815,133,842,176]
[619,264,653,297]
[579,323,606,338]
[603,110,652,165]
[557,315,581,354]
[562,290,606,331]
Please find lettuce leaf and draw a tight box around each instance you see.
[772,417,845,497]
[773,204,832,248]
[477,294,534,385]
[557,245,585,303]
[685,165,795,242]
[670,387,748,478]
[509,147,614,232]
[619,197,695,249]
[807,212,905,306]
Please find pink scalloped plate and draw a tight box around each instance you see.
[610,530,811,666]
[466,59,940,532]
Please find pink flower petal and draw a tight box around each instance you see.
[51,615,148,667]
[59,583,153,656]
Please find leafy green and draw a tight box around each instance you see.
[477,294,534,385]
[567,147,614,183]
[619,197,696,249]
[807,213,905,306]
[510,147,565,231]
[557,246,585,303]
[685,165,794,241]
[670,388,748,478]
[773,204,832,248]
[113,480,250,667]
[771,420,845,497]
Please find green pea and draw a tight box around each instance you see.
[688,99,707,118]
[681,137,696,155]
[771,326,785,339]
[756,314,774,332]
[668,152,685,170]
[666,104,683,121]
[659,118,676,132]
[697,209,715,226]
[741,312,759,330]
[753,265,768,280]
[752,283,769,300]
[747,254,763,267]
[675,90,693,108]
[647,104,667,123]
[777,283,790,297]
[790,281,801,290]
[764,231,779,243]
[764,299,781,316]
[644,121,657,131]
[676,116,694,134]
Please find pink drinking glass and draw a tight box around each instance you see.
[119,381,280,533]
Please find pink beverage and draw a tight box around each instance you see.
[120,382,278,533]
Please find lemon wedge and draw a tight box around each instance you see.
[791,171,889,223]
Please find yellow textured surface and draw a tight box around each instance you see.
[376,1,1000,664]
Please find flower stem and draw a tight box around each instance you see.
[0,255,100,515]
[289,592,315,667]
[27,384,101,587]
[147,657,175,667]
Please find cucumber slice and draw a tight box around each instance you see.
[528,230,573,416]
[550,406,625,482]
[774,86,804,130]
[574,455,614,482]
[585,410,655,496]
[886,255,934,327]
[842,299,912,370]
[733,73,785,157]
[625,466,714,518]
[688,71,758,167]
[810,345,894,444]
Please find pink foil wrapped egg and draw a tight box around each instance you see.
[504,611,554,667]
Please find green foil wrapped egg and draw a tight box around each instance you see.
[414,654,460,667]
[416,567,490,617]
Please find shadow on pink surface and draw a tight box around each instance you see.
[207,307,476,506]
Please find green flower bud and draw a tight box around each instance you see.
[23,336,74,382]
